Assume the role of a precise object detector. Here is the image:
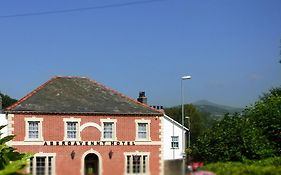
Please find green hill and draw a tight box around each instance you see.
[193,100,243,120]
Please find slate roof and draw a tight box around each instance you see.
[6,76,162,115]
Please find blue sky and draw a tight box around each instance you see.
[0,0,280,108]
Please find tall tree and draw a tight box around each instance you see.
[244,86,281,153]
[0,93,17,109]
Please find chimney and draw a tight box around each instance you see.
[137,91,147,104]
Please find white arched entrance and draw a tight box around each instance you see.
[81,149,102,175]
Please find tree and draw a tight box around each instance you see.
[192,86,281,163]
[192,114,274,162]
[0,93,17,109]
[244,86,281,154]
[0,125,32,175]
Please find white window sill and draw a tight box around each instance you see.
[24,138,44,142]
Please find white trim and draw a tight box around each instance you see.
[28,152,56,175]
[24,117,44,142]
[124,151,150,175]
[6,114,14,146]
[81,149,102,175]
[80,122,102,132]
[63,118,81,141]
[100,118,117,141]
[11,141,45,145]
[164,115,188,131]
[135,119,151,142]
[10,141,162,146]
[7,114,14,135]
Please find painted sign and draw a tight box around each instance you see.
[43,141,136,146]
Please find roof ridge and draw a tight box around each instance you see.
[87,79,163,114]
[5,76,60,111]
[55,75,89,79]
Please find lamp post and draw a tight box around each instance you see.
[181,75,191,175]
[186,116,190,148]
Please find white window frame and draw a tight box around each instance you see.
[124,152,150,175]
[171,136,179,149]
[28,152,56,175]
[100,118,117,141]
[135,119,151,141]
[24,117,44,141]
[63,118,81,141]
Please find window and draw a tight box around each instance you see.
[63,118,81,141]
[29,154,55,175]
[25,117,43,141]
[171,136,179,149]
[125,153,149,175]
[138,123,147,139]
[67,122,77,139]
[28,121,39,139]
[135,119,151,141]
[101,118,117,140]
[104,122,113,139]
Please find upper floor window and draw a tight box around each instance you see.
[63,118,81,141]
[67,122,77,139]
[101,118,117,140]
[28,121,39,139]
[135,119,151,141]
[104,122,113,139]
[138,123,147,139]
[171,136,179,149]
[25,117,43,141]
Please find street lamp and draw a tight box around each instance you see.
[181,75,191,175]
[186,116,190,148]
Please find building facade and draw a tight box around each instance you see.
[5,76,164,175]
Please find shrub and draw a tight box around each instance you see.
[201,157,281,175]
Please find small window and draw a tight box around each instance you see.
[28,121,39,139]
[25,117,43,141]
[67,122,77,139]
[63,118,81,141]
[104,122,113,139]
[135,119,151,141]
[171,136,179,149]
[101,119,117,140]
[138,123,147,139]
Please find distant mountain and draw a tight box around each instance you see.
[193,100,243,120]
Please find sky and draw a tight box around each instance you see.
[0,0,280,108]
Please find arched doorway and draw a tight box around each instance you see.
[84,153,99,175]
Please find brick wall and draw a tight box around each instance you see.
[12,114,162,175]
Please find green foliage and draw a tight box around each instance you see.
[192,86,281,163]
[245,87,281,153]
[0,93,17,109]
[192,114,274,162]
[201,157,281,175]
[0,125,32,175]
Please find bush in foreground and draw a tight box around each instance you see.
[201,157,281,175]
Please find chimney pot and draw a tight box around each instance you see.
[137,91,147,104]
